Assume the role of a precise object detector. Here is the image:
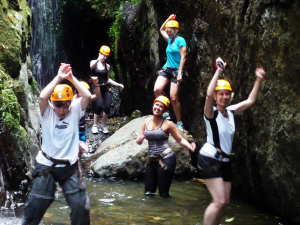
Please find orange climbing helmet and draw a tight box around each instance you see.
[154,96,170,109]
[215,79,232,92]
[50,84,73,101]
[80,81,90,90]
[99,45,111,56]
[165,20,179,29]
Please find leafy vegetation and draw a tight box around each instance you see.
[0,86,20,131]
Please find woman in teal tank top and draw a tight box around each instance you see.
[153,14,187,132]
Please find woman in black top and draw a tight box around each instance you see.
[90,45,124,134]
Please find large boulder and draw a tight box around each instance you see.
[90,116,194,178]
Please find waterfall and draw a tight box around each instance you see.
[0,165,4,198]
[28,0,63,88]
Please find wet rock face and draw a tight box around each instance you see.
[116,1,160,116]
[114,0,300,223]
[0,0,39,199]
[0,0,31,77]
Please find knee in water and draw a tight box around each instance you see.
[159,193,172,198]
[145,191,156,196]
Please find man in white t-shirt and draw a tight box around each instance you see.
[22,63,91,225]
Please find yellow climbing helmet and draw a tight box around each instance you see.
[154,96,170,109]
[99,45,111,56]
[215,79,232,92]
[165,20,179,29]
[50,84,73,101]
[80,81,90,90]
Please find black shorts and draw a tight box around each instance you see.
[158,70,182,85]
[197,154,232,182]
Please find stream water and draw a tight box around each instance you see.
[1,177,287,225]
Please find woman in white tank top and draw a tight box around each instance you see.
[199,57,266,225]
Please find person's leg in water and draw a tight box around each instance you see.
[145,162,158,195]
[203,178,231,225]
[157,154,176,198]
[55,162,90,225]
[22,164,56,225]
[62,175,90,225]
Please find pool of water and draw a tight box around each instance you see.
[2,177,287,225]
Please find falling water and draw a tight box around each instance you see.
[28,0,63,88]
[0,167,4,191]
[0,166,5,208]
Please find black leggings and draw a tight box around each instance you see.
[145,154,176,197]
[94,86,112,115]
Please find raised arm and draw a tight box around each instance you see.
[136,119,147,145]
[167,122,196,151]
[67,70,91,111]
[90,55,100,70]
[160,14,176,42]
[39,64,72,115]
[229,68,266,114]
[90,77,100,102]
[204,59,226,118]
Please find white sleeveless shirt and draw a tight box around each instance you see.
[200,106,235,162]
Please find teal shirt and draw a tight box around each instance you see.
[163,36,186,70]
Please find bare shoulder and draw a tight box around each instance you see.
[162,119,176,132]
[143,116,152,125]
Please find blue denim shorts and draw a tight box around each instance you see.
[158,70,182,85]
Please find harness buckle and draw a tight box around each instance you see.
[214,151,221,159]
[162,164,168,170]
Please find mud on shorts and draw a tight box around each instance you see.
[197,154,232,182]
[158,69,186,86]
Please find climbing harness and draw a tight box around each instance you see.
[197,143,235,175]
[148,148,174,172]
[95,82,111,92]
[213,145,234,160]
[162,66,187,79]
[32,151,83,189]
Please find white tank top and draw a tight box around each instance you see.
[200,106,235,162]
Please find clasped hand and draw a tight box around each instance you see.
[58,63,73,80]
